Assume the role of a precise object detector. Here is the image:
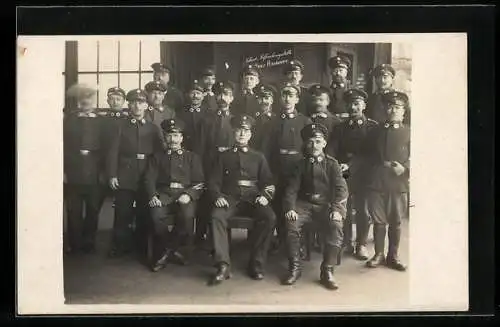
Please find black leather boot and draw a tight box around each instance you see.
[209,263,231,286]
[282,258,301,285]
[151,249,170,272]
[247,261,265,280]
[386,225,406,271]
[320,264,339,290]
[366,224,386,268]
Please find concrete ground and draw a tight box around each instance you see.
[63,200,409,307]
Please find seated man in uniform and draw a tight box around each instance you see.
[144,118,205,271]
[282,123,348,290]
[207,114,276,285]
[364,91,410,272]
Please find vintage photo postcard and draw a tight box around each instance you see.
[16,33,468,314]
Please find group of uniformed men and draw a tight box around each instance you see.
[64,55,410,291]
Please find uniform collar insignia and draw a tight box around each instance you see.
[167,148,183,155]
[281,111,297,119]
[233,146,249,153]
[131,118,146,125]
[217,109,230,116]
[78,112,97,118]
[384,121,401,129]
[308,155,324,163]
[189,106,202,113]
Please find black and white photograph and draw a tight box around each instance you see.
[17,33,468,314]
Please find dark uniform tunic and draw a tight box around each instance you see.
[283,154,348,264]
[263,110,312,243]
[200,109,235,174]
[328,116,378,247]
[310,111,342,137]
[162,85,185,114]
[365,89,393,124]
[144,148,204,259]
[249,110,275,153]
[63,111,104,250]
[231,89,260,116]
[296,85,310,116]
[106,117,163,253]
[177,104,210,157]
[201,89,218,113]
[328,82,350,120]
[208,146,276,266]
[145,105,176,146]
[364,122,410,257]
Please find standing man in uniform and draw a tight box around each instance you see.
[365,64,396,124]
[364,91,410,272]
[328,55,352,121]
[207,114,276,285]
[263,83,312,254]
[307,84,342,136]
[195,80,238,243]
[231,64,261,116]
[199,65,218,112]
[64,84,103,254]
[144,80,176,139]
[96,87,130,211]
[249,84,277,152]
[106,89,163,260]
[282,59,309,115]
[282,123,348,290]
[151,62,184,114]
[144,118,205,271]
[328,88,378,260]
[177,79,211,157]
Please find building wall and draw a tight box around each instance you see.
[391,43,412,100]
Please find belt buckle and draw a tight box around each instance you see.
[170,182,183,189]
[136,154,145,160]
[80,150,90,155]
[217,147,229,152]
[237,180,254,187]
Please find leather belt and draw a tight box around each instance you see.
[237,180,257,187]
[169,182,185,189]
[79,149,90,155]
[136,153,146,160]
[304,193,326,204]
[279,149,300,155]
[217,146,230,152]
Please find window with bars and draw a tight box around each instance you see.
[76,40,160,108]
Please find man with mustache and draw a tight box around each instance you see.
[231,64,261,116]
[364,91,410,272]
[282,123,348,290]
[282,59,309,115]
[207,114,276,285]
[249,84,277,152]
[327,88,378,260]
[365,64,396,124]
[328,55,352,121]
[262,82,312,255]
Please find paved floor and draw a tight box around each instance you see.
[63,205,409,307]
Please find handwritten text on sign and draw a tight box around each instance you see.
[244,48,293,69]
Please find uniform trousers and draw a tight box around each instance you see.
[150,193,196,260]
[344,192,371,247]
[211,198,276,267]
[286,200,344,266]
[366,191,408,258]
[65,184,102,250]
[112,188,151,254]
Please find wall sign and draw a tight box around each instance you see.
[243,48,294,71]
